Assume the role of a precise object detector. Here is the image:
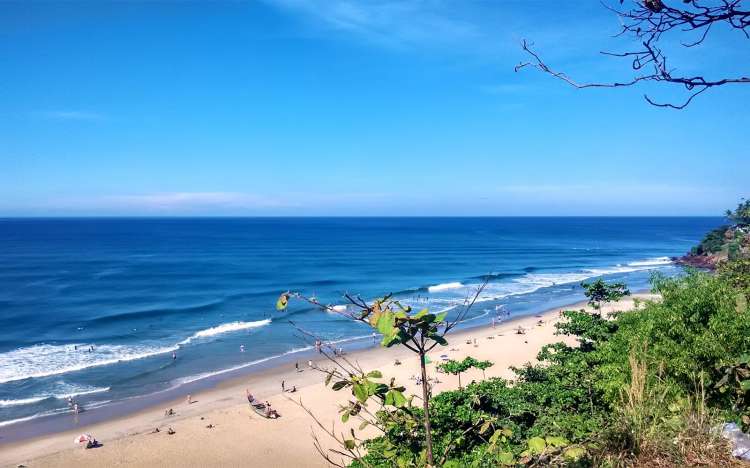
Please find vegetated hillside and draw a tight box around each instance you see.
[677,199,750,269]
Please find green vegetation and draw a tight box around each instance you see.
[688,198,750,260]
[691,225,730,255]
[437,357,494,388]
[726,199,750,227]
[348,270,749,466]
[580,279,630,315]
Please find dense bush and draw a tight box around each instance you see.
[691,225,729,255]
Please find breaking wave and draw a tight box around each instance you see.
[178,319,271,345]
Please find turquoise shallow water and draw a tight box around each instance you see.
[0,217,722,428]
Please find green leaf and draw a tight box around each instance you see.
[344,439,355,450]
[527,436,546,455]
[740,379,750,391]
[545,436,569,448]
[385,390,406,407]
[359,420,369,430]
[325,372,333,386]
[497,452,515,465]
[435,311,448,323]
[341,411,350,423]
[432,335,448,346]
[413,308,429,318]
[563,446,586,461]
[479,421,492,435]
[353,383,368,403]
[366,370,383,379]
[331,380,349,391]
[376,311,395,336]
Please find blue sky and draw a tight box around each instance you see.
[1,1,748,216]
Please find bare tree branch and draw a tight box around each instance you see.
[516,0,750,108]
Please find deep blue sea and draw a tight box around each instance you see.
[0,217,722,429]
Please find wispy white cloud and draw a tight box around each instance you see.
[262,0,480,49]
[102,192,293,212]
[33,110,105,121]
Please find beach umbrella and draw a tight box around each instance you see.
[74,434,92,445]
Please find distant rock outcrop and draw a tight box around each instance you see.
[676,224,750,270]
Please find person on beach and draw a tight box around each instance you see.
[307,359,313,368]
[315,339,322,353]
[240,344,245,352]
[172,351,177,360]
[281,380,285,392]
[73,403,79,414]
[246,389,254,403]
[186,394,192,404]
[295,362,300,372]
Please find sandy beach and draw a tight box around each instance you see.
[0,294,658,468]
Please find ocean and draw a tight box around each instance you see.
[0,217,722,431]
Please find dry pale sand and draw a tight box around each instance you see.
[0,294,658,468]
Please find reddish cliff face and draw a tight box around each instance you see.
[676,225,749,270]
[674,253,722,270]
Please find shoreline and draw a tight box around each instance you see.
[0,293,659,467]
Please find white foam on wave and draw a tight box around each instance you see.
[171,333,374,388]
[178,319,271,345]
[0,396,48,407]
[0,413,53,428]
[428,282,464,292]
[627,256,672,267]
[0,382,110,408]
[405,256,674,310]
[0,343,177,384]
[0,320,272,384]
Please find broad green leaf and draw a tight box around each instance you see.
[359,420,369,430]
[341,411,350,423]
[432,335,448,346]
[413,308,429,318]
[367,370,383,379]
[376,311,395,335]
[331,380,349,391]
[527,436,546,454]
[353,383,368,403]
[385,390,406,407]
[497,452,515,465]
[740,379,750,391]
[479,421,492,434]
[435,311,448,323]
[325,372,333,386]
[344,439,355,450]
[545,436,569,448]
[563,446,586,461]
